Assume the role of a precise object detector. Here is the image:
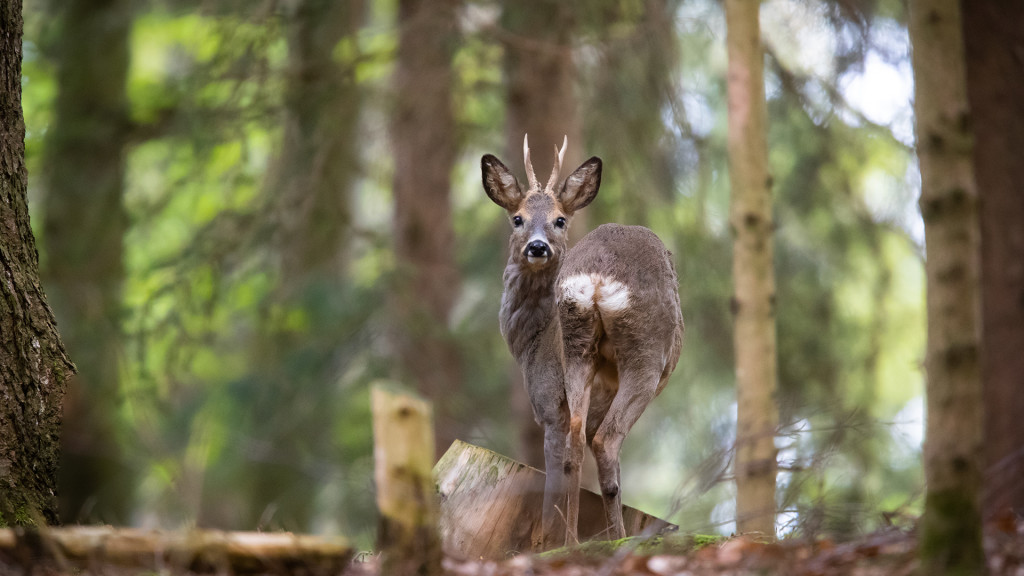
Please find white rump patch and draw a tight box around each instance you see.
[560,274,596,310]
[560,274,631,314]
[597,279,630,313]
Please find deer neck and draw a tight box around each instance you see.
[499,259,564,366]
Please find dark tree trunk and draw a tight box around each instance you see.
[391,0,465,458]
[276,0,363,285]
[586,0,678,226]
[0,0,76,526]
[241,0,365,531]
[500,0,581,469]
[962,0,1024,522]
[41,0,132,525]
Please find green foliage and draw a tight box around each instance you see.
[20,0,925,548]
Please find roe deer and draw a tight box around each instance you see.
[481,136,684,550]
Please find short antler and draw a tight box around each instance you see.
[545,135,568,192]
[523,134,540,191]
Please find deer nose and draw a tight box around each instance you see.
[525,240,551,259]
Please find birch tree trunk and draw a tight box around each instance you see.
[909,0,985,573]
[725,0,778,538]
[962,0,1024,522]
[391,0,464,457]
[0,0,76,525]
[42,0,132,525]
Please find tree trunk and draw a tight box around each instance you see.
[275,0,363,286]
[586,0,679,227]
[725,0,778,539]
[0,0,76,525]
[500,0,581,469]
[41,0,132,525]
[240,0,364,531]
[909,0,985,573]
[391,0,464,458]
[962,0,1024,523]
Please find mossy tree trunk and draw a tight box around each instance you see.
[41,0,132,525]
[725,0,778,539]
[962,0,1024,522]
[909,0,985,573]
[0,0,76,526]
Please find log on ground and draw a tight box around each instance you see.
[434,440,673,560]
[0,526,351,574]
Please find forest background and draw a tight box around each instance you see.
[22,0,942,550]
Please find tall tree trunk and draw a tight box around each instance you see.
[239,0,365,531]
[0,0,76,526]
[501,0,581,469]
[392,0,464,458]
[276,0,363,286]
[962,0,1024,522]
[910,0,985,573]
[586,0,678,227]
[41,0,132,524]
[725,0,778,538]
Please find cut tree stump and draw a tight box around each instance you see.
[372,385,443,576]
[0,526,350,574]
[434,440,672,559]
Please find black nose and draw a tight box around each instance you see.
[525,240,551,258]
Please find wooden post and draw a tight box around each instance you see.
[372,385,442,576]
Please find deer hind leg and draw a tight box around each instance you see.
[591,365,663,540]
[562,357,595,546]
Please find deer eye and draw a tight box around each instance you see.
[554,217,567,229]
[512,215,524,227]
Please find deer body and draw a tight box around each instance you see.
[482,137,684,550]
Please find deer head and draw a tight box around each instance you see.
[481,135,602,270]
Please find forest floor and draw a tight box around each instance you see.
[345,518,1024,576]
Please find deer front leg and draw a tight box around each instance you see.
[538,421,568,551]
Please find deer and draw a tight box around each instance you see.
[481,135,684,550]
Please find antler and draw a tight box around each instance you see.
[523,134,540,191]
[545,135,568,192]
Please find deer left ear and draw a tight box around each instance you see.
[482,154,523,212]
[559,157,601,214]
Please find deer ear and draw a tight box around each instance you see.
[559,157,601,214]
[481,154,523,212]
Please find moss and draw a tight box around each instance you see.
[919,487,983,576]
[537,533,727,560]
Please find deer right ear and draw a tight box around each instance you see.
[481,154,523,212]
[559,156,602,214]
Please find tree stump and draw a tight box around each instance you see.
[434,440,672,559]
[372,385,442,576]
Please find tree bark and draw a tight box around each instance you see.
[961,0,1024,523]
[41,0,132,525]
[238,0,366,532]
[0,0,76,525]
[391,0,465,458]
[909,0,985,573]
[500,0,582,469]
[275,0,363,286]
[725,0,778,539]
